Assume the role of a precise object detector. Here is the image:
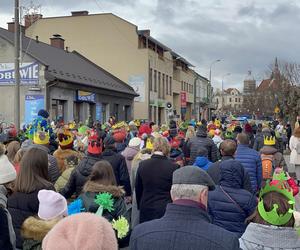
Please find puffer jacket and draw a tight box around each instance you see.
[60,154,101,199]
[21,216,60,250]
[187,128,218,164]
[260,146,287,171]
[193,156,212,171]
[208,160,257,237]
[235,144,262,192]
[121,146,139,175]
[54,167,75,192]
[240,223,300,249]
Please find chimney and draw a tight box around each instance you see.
[71,11,89,16]
[50,34,65,49]
[7,21,25,33]
[24,14,43,29]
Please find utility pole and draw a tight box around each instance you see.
[14,0,21,130]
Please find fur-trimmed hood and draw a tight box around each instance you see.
[83,181,125,198]
[21,216,60,241]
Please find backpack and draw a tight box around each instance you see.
[261,154,275,180]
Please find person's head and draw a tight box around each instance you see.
[88,160,117,186]
[237,133,250,145]
[185,126,195,141]
[88,130,102,155]
[171,166,215,208]
[13,148,26,165]
[57,129,74,150]
[294,127,300,138]
[14,147,51,193]
[38,109,49,119]
[0,143,16,185]
[248,191,295,227]
[196,147,208,158]
[37,189,68,220]
[152,124,160,133]
[220,139,237,157]
[6,141,20,163]
[42,213,118,250]
[152,137,171,156]
[103,136,116,150]
[128,137,142,150]
[33,131,50,146]
[214,129,221,137]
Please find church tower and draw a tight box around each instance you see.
[243,70,256,95]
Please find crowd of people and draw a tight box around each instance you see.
[0,109,300,249]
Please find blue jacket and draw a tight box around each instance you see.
[193,157,212,171]
[235,144,262,192]
[208,160,257,237]
[130,202,240,250]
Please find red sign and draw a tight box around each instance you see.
[180,92,187,108]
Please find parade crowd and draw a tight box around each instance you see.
[1,110,300,250]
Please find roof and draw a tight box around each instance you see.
[256,78,280,92]
[171,51,194,67]
[224,88,241,94]
[0,28,137,96]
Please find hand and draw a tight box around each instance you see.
[286,172,291,179]
[125,196,132,204]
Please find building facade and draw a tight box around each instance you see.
[0,27,136,125]
[213,88,243,114]
[243,70,256,95]
[24,11,205,123]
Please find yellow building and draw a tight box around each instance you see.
[25,11,195,123]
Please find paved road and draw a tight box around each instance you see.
[284,155,300,210]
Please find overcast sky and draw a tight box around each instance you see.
[1,0,299,90]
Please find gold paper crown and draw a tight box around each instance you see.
[264,136,276,146]
[33,130,50,145]
[57,129,74,147]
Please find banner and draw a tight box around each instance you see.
[77,91,96,103]
[180,92,187,108]
[128,75,145,102]
[0,62,39,85]
[25,95,45,124]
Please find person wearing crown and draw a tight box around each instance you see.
[53,129,82,173]
[240,179,300,249]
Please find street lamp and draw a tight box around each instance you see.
[221,73,231,114]
[208,59,221,119]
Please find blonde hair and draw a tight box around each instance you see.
[185,126,195,141]
[152,125,160,133]
[153,137,170,156]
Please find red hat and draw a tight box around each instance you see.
[88,130,102,155]
[138,124,152,137]
[113,128,127,143]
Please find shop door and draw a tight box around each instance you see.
[124,105,131,121]
[52,99,65,123]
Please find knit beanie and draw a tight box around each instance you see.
[42,213,118,250]
[38,190,68,220]
[0,154,16,184]
[129,137,142,149]
[38,109,49,119]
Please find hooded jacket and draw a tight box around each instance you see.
[193,157,212,171]
[240,223,300,249]
[187,127,218,164]
[21,217,60,250]
[260,146,287,171]
[121,146,140,175]
[208,160,257,237]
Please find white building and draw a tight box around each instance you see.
[213,88,243,112]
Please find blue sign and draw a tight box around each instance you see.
[25,95,45,124]
[96,103,102,122]
[0,62,39,85]
[77,91,96,103]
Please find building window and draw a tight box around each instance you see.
[154,70,157,92]
[158,72,161,98]
[169,77,172,95]
[149,68,153,91]
[181,81,183,91]
[239,98,241,102]
[162,74,165,98]
[235,98,237,102]
[229,98,232,102]
[166,75,169,95]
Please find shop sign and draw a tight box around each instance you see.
[180,92,187,108]
[128,75,145,102]
[25,95,45,124]
[77,91,96,103]
[0,62,39,85]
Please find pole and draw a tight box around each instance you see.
[14,0,20,130]
[209,59,221,120]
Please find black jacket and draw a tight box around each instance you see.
[135,154,179,223]
[0,208,13,250]
[207,156,253,193]
[60,154,101,199]
[187,129,218,164]
[130,202,240,250]
[99,149,131,196]
[7,186,54,249]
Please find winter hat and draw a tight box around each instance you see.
[38,109,49,119]
[42,213,118,250]
[0,154,16,184]
[129,137,142,149]
[38,190,68,220]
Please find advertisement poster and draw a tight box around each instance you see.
[0,62,39,85]
[96,102,102,122]
[25,95,45,124]
[77,91,96,103]
[180,92,187,108]
[128,75,145,102]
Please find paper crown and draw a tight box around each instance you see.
[112,121,127,130]
[68,121,76,130]
[87,130,102,155]
[264,136,276,146]
[33,130,50,145]
[214,120,221,128]
[258,180,295,226]
[57,129,74,148]
[146,138,153,150]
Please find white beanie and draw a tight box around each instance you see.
[0,155,16,184]
[129,137,142,148]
